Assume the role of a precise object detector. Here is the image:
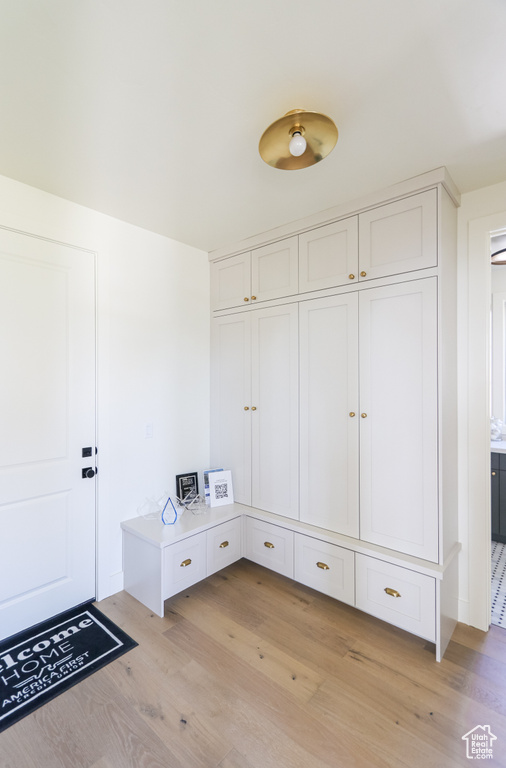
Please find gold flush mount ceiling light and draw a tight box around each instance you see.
[259,109,338,170]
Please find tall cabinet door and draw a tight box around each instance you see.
[359,278,438,562]
[251,304,299,519]
[211,314,252,505]
[299,293,359,536]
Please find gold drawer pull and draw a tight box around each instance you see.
[244,297,249,302]
[264,541,275,549]
[349,274,355,280]
[384,587,401,598]
[244,406,250,410]
[360,271,367,277]
[349,412,356,418]
[219,541,229,548]
[251,295,257,301]
[492,471,497,476]
[361,413,367,418]
[317,561,330,570]
[251,406,257,411]
[180,558,192,568]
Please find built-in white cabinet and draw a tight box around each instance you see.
[359,278,438,561]
[211,237,298,310]
[211,303,299,519]
[299,277,438,563]
[208,168,459,660]
[299,292,359,537]
[358,189,437,281]
[298,216,358,292]
[297,189,437,294]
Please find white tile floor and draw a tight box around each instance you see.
[491,540,506,628]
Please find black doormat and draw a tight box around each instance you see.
[0,602,137,733]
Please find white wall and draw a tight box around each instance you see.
[0,174,210,601]
[457,180,506,629]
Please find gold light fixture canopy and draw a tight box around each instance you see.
[259,109,338,170]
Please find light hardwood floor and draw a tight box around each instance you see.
[1,558,506,768]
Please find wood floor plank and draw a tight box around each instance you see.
[2,559,505,768]
[166,590,325,704]
[164,617,395,768]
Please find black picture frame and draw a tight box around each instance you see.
[175,472,199,501]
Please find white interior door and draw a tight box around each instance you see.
[0,228,96,640]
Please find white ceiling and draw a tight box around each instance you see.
[1,0,505,253]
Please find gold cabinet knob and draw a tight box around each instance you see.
[360,271,367,277]
[219,541,229,548]
[180,558,192,568]
[349,274,355,280]
[244,297,249,302]
[251,406,257,411]
[349,412,356,418]
[316,561,330,570]
[251,296,257,301]
[361,413,367,418]
[492,471,497,476]
[244,406,249,410]
[264,541,274,549]
[384,587,401,598]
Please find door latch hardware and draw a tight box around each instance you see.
[82,467,97,479]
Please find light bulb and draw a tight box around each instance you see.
[289,131,306,157]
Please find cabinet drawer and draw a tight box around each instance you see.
[244,517,294,578]
[163,533,207,599]
[355,554,436,641]
[294,534,354,604]
[207,517,243,575]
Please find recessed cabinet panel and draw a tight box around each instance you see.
[359,278,438,562]
[211,315,252,505]
[359,189,437,281]
[299,217,359,292]
[244,517,294,577]
[299,293,359,536]
[294,534,355,604]
[355,554,436,641]
[251,237,298,302]
[210,252,251,310]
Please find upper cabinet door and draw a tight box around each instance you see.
[358,189,437,281]
[251,236,298,303]
[211,252,251,311]
[359,277,438,562]
[299,217,359,293]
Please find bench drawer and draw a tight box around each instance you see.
[207,517,242,575]
[244,517,294,578]
[163,532,207,599]
[355,554,436,641]
[295,534,354,604]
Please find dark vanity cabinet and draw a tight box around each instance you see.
[491,452,506,543]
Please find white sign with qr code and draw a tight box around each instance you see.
[209,470,234,508]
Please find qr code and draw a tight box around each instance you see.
[215,483,228,500]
